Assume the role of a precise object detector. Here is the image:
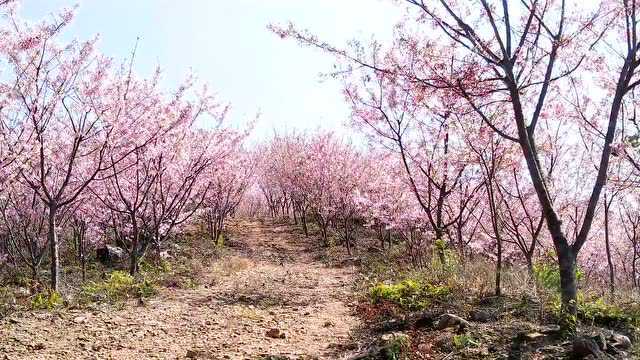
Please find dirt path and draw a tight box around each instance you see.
[0,220,363,359]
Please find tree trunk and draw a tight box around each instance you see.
[457,225,464,260]
[526,257,534,278]
[129,221,139,276]
[633,251,638,290]
[80,230,86,282]
[48,205,60,292]
[557,248,578,326]
[301,209,308,237]
[495,236,502,297]
[435,229,446,267]
[604,194,615,295]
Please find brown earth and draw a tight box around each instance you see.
[0,220,364,359]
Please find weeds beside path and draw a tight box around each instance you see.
[0,219,363,359]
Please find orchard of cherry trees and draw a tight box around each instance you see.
[268,0,640,331]
[0,2,249,292]
[3,0,640,349]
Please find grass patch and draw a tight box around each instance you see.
[452,334,479,349]
[369,278,451,311]
[578,296,640,328]
[81,270,156,304]
[31,290,63,310]
[381,333,410,360]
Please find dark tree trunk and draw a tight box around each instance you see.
[48,204,60,292]
[495,237,502,297]
[435,229,446,267]
[129,221,139,276]
[301,209,308,237]
[557,244,578,322]
[604,194,615,295]
[79,228,86,282]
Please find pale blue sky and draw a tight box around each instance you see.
[20,0,404,142]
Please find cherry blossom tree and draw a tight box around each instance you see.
[271,0,640,326]
[201,148,254,245]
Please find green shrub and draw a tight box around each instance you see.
[532,261,583,293]
[81,270,156,303]
[139,259,172,277]
[578,296,640,327]
[431,239,459,274]
[545,291,640,330]
[136,278,157,298]
[31,290,63,310]
[381,333,410,360]
[453,334,479,349]
[216,233,225,248]
[370,278,451,310]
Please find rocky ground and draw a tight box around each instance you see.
[0,220,364,359]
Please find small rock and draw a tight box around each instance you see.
[266,328,286,339]
[33,343,45,350]
[592,333,607,351]
[72,316,87,324]
[434,313,470,332]
[323,321,334,327]
[15,287,30,297]
[522,332,544,341]
[186,349,200,359]
[540,325,561,335]
[477,295,501,306]
[609,333,631,349]
[469,309,493,323]
[573,336,604,358]
[409,310,438,328]
[381,332,409,344]
[376,318,407,332]
[96,245,125,265]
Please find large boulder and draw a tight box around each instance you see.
[96,245,125,266]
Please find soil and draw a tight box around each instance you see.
[0,220,364,359]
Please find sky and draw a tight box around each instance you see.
[19,0,406,143]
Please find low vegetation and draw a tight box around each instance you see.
[369,279,452,311]
[80,271,156,304]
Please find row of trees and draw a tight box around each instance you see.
[254,127,640,295]
[255,132,371,253]
[0,3,251,291]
